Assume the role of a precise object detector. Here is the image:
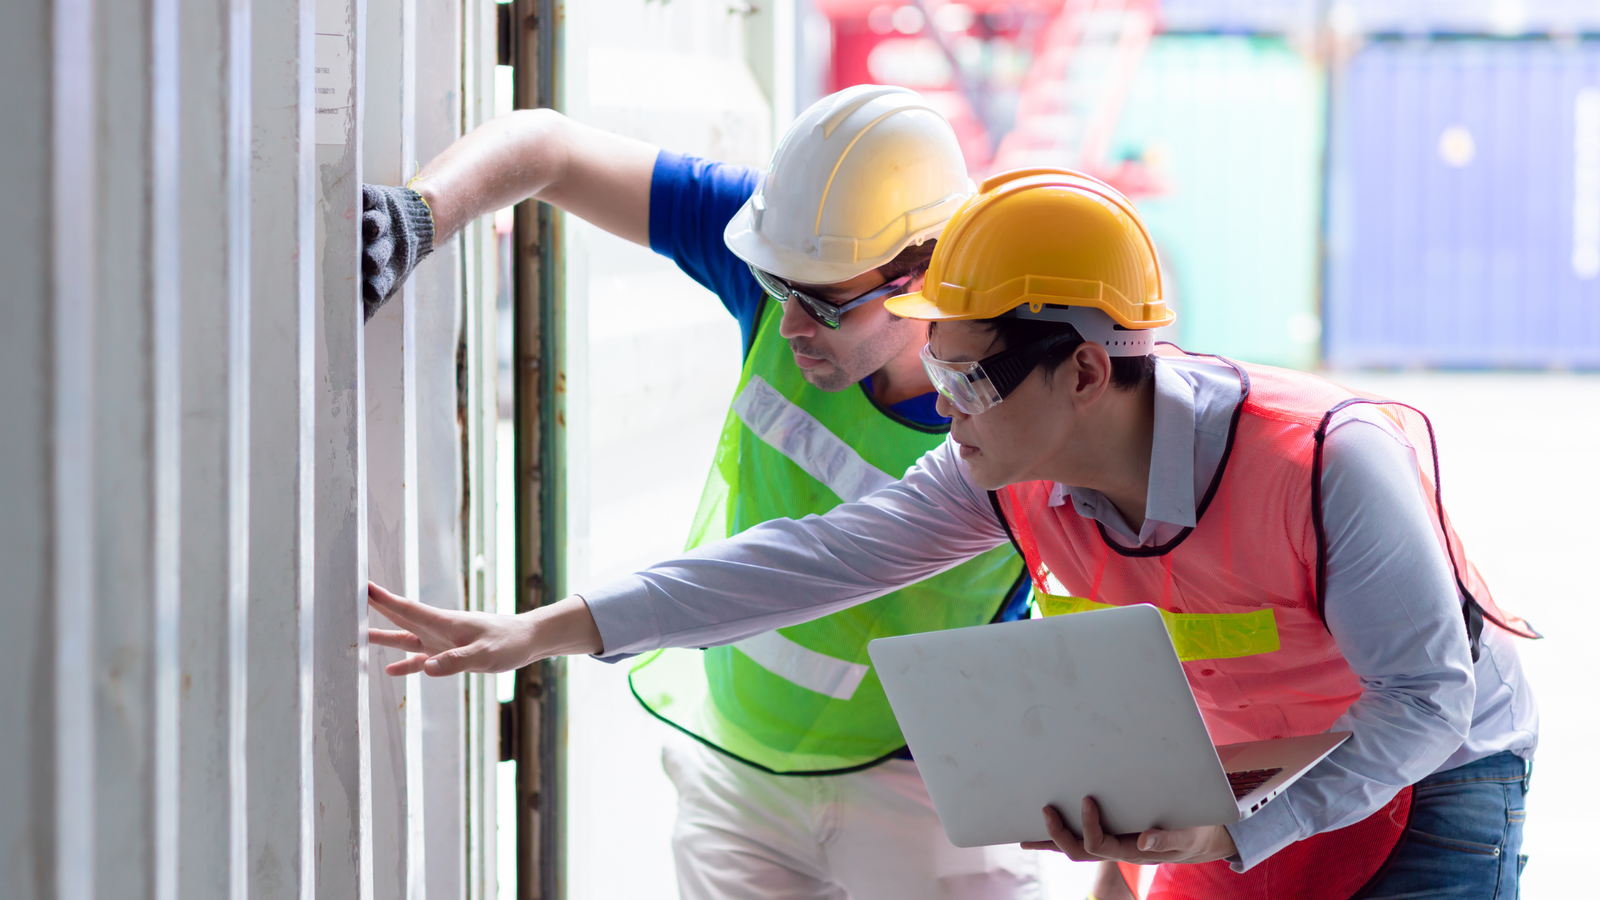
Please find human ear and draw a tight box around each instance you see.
[1070,343,1113,401]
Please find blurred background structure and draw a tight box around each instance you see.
[4,1,1596,899]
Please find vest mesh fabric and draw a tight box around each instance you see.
[629,300,1025,774]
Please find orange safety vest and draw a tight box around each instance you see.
[993,350,1537,900]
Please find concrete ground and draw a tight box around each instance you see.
[497,233,1597,898]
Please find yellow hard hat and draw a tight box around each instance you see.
[884,168,1174,330]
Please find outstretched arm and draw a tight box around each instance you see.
[369,437,1011,674]
[582,437,1012,659]
[368,582,603,676]
[411,107,657,246]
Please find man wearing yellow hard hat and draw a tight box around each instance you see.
[362,86,1039,898]
[369,169,1539,900]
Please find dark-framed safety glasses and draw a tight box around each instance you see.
[920,331,1080,415]
[748,263,913,330]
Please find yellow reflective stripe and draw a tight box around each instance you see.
[1033,590,1279,662]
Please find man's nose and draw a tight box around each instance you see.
[777,296,818,340]
[934,392,963,420]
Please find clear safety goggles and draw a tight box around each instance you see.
[919,332,1080,416]
[748,264,912,330]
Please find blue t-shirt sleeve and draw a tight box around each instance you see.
[648,150,769,354]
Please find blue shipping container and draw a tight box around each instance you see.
[1325,38,1600,368]
[1156,1,1600,39]
[1332,1,1600,36]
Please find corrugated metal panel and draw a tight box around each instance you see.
[1331,1,1600,36]
[0,1,504,896]
[1158,0,1320,34]
[1325,38,1600,368]
[1109,35,1326,369]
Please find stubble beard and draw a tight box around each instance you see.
[789,312,917,393]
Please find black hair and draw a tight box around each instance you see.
[877,239,938,282]
[975,316,1154,391]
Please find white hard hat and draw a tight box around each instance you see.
[724,85,971,285]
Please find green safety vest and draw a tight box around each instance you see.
[629,300,1026,774]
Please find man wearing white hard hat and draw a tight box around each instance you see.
[360,86,1039,899]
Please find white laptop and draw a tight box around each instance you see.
[867,604,1350,848]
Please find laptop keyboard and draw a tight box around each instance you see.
[1227,768,1283,799]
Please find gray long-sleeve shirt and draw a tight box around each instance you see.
[582,356,1538,870]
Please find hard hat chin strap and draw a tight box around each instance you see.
[1008,305,1154,357]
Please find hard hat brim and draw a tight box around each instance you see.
[724,198,909,286]
[883,290,979,321]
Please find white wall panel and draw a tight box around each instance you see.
[0,0,56,893]
[362,0,423,893]
[459,2,502,896]
[246,1,318,897]
[175,0,253,896]
[93,0,179,894]
[313,0,375,894]
[51,0,101,895]
[414,0,470,882]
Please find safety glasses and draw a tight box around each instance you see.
[749,264,912,330]
[919,332,1080,415]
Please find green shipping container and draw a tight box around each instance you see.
[1108,36,1325,370]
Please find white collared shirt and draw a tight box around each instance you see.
[1050,360,1220,545]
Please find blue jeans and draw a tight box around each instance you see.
[1362,751,1530,900]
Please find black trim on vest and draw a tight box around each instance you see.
[990,565,1033,624]
[989,489,1025,559]
[741,294,770,362]
[1309,397,1514,662]
[1093,349,1252,559]
[987,491,1034,624]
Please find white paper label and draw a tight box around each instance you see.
[314,32,353,146]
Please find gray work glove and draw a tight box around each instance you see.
[361,183,435,321]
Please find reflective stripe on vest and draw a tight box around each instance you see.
[730,629,870,700]
[732,374,896,503]
[728,374,894,695]
[1034,590,1280,662]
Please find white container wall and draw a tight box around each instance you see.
[0,0,502,897]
